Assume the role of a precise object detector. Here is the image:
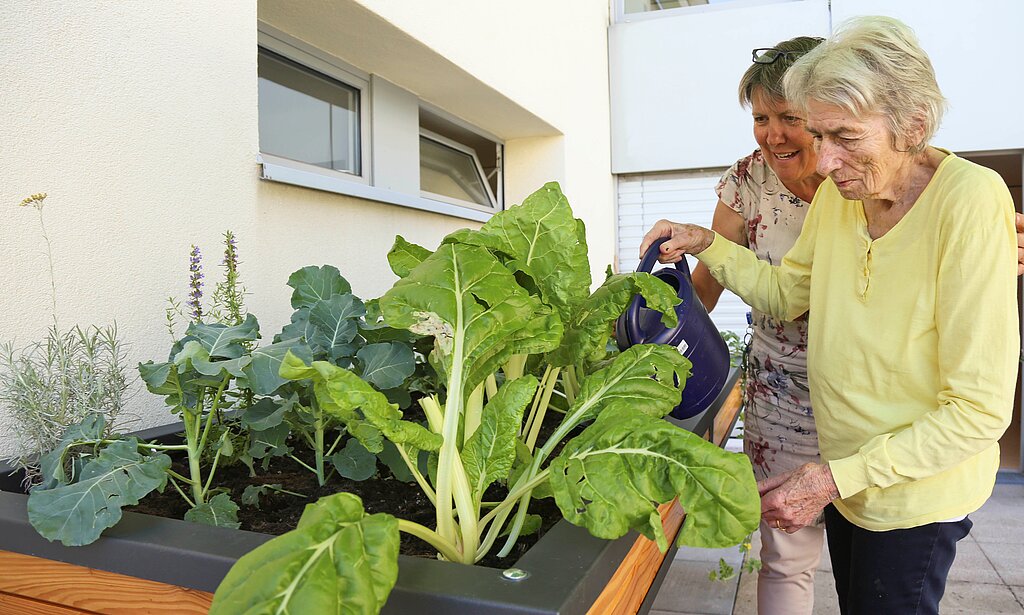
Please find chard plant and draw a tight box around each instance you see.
[209,183,759,614]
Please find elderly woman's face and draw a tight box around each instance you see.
[805,100,909,202]
[750,88,819,187]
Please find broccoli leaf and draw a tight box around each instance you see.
[27,439,170,546]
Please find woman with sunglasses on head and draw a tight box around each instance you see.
[643,16,1020,615]
[657,35,828,615]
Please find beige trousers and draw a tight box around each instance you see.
[756,519,825,615]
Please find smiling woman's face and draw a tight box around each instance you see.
[751,87,819,187]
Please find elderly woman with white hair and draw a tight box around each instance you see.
[641,15,1018,614]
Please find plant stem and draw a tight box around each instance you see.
[287,453,319,475]
[397,519,462,563]
[503,353,528,381]
[168,475,196,508]
[184,410,205,505]
[34,206,58,328]
[313,407,326,487]
[202,433,227,496]
[396,443,436,505]
[476,469,551,559]
[525,366,560,451]
[484,373,498,402]
[463,382,484,444]
[420,396,443,433]
[521,365,550,439]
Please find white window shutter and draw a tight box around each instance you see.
[616,171,750,338]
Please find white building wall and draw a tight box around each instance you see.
[610,0,1024,174]
[831,0,1024,154]
[0,1,614,457]
[610,0,830,173]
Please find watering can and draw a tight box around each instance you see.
[614,237,731,419]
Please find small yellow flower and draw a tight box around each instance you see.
[19,193,48,209]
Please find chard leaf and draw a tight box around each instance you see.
[316,361,441,452]
[243,338,312,395]
[387,235,432,278]
[27,439,170,546]
[356,342,415,390]
[446,182,591,324]
[462,375,538,499]
[281,352,440,453]
[560,344,692,429]
[185,492,241,529]
[380,242,549,405]
[186,313,260,359]
[288,265,352,309]
[548,405,759,550]
[209,493,399,615]
[330,438,378,481]
[507,304,563,358]
[548,272,680,367]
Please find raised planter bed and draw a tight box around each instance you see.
[0,369,741,615]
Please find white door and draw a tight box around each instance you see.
[617,170,750,337]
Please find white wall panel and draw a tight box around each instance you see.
[609,0,830,173]
[617,172,749,337]
[831,0,1024,153]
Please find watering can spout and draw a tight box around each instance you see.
[614,238,731,419]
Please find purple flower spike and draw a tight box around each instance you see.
[186,245,204,322]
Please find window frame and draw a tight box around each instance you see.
[419,128,500,214]
[257,26,372,186]
[614,0,802,23]
[255,23,503,222]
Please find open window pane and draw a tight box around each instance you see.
[420,136,492,208]
[623,0,751,13]
[258,48,361,175]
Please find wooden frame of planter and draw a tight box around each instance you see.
[0,369,742,615]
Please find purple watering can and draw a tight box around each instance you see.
[614,237,731,419]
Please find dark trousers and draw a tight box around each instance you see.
[824,504,972,615]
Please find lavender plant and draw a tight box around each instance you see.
[0,194,133,484]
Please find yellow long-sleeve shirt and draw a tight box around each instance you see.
[697,151,1018,530]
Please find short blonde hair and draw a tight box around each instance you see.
[783,16,946,153]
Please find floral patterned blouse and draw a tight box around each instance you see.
[716,150,818,479]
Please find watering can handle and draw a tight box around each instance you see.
[637,237,692,277]
[626,238,692,344]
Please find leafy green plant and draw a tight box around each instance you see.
[240,265,420,487]
[1,193,133,484]
[209,183,760,614]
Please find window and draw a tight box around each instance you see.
[619,0,796,18]
[258,48,363,176]
[419,108,502,213]
[256,25,502,222]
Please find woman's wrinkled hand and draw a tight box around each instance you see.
[639,219,716,264]
[759,463,840,534]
